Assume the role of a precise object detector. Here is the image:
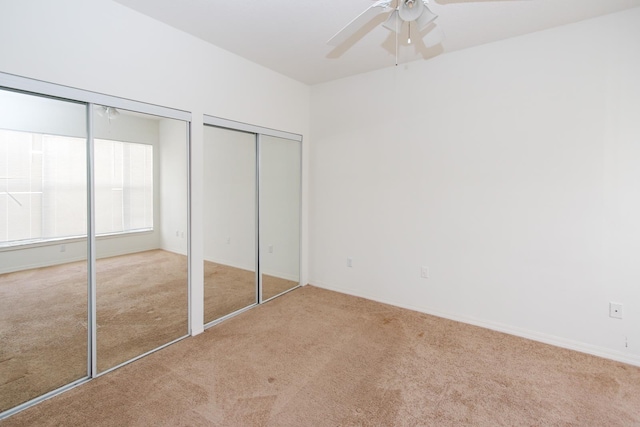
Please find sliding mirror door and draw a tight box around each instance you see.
[0,89,88,411]
[203,126,257,324]
[202,117,302,326]
[259,135,301,300]
[93,106,189,373]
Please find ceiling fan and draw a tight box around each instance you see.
[327,0,441,49]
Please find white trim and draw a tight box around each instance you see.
[261,284,301,304]
[256,133,262,304]
[87,103,97,378]
[95,335,189,377]
[0,377,90,421]
[203,114,302,142]
[311,280,640,368]
[0,254,87,275]
[204,303,257,329]
[298,134,304,290]
[0,72,191,122]
[204,256,255,273]
[186,121,193,337]
[262,270,299,283]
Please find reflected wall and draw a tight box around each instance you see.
[260,135,301,300]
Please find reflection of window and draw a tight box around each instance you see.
[0,129,153,247]
[94,139,153,235]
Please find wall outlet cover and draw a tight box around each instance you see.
[609,302,623,319]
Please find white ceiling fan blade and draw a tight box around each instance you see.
[327,0,394,46]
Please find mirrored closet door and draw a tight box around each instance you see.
[259,135,301,301]
[202,118,302,327]
[203,126,257,324]
[0,73,191,418]
[0,88,89,412]
[93,106,189,373]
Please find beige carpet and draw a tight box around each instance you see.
[0,250,295,413]
[2,285,639,426]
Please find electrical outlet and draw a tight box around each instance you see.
[60,244,66,253]
[268,245,273,253]
[609,302,623,319]
[347,258,353,268]
[421,266,429,279]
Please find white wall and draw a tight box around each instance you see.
[0,0,310,334]
[310,8,640,366]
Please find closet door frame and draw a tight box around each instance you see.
[202,115,302,327]
[0,71,192,419]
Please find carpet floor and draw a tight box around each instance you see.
[2,285,639,426]
[0,249,295,412]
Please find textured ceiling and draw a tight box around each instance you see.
[113,0,640,85]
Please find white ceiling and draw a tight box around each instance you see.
[113,0,640,85]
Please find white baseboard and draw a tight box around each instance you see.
[0,246,165,275]
[262,270,299,282]
[311,280,640,368]
[159,246,187,257]
[203,257,254,273]
[0,255,88,275]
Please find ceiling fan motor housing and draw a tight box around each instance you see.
[399,0,425,21]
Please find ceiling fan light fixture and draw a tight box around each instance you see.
[107,107,120,120]
[416,4,438,31]
[398,0,424,22]
[96,105,120,120]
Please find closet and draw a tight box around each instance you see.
[202,117,302,325]
[0,74,190,416]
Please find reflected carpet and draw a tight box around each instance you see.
[0,249,295,412]
[204,262,297,324]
